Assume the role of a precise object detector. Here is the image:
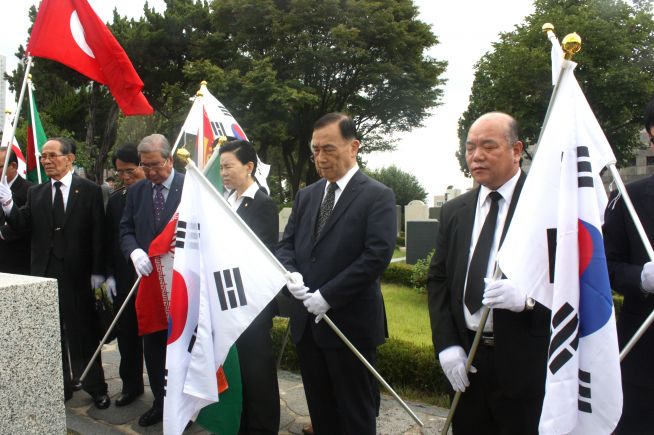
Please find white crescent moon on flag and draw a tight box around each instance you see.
[69,11,95,59]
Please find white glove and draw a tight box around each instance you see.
[439,345,476,392]
[91,274,105,289]
[641,262,654,293]
[0,179,12,209]
[285,271,310,301]
[303,290,330,322]
[482,278,526,312]
[105,276,117,302]
[130,248,153,276]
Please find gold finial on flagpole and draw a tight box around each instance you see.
[217,135,229,147]
[562,32,581,60]
[4,109,11,115]
[176,148,191,167]
[542,23,554,34]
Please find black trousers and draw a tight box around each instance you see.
[46,255,106,396]
[235,302,279,435]
[296,321,378,435]
[113,292,144,394]
[143,329,167,411]
[615,380,654,435]
[451,343,541,435]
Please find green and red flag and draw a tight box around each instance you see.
[26,84,48,183]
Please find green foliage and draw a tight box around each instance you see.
[382,262,414,286]
[367,165,428,207]
[457,0,654,174]
[410,250,434,291]
[396,235,405,247]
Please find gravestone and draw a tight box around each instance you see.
[429,207,441,220]
[278,207,292,241]
[406,220,439,265]
[0,273,65,434]
[396,205,402,236]
[404,200,429,234]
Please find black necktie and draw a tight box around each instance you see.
[52,181,65,259]
[315,182,337,237]
[465,191,502,314]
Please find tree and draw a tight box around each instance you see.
[457,0,654,175]
[367,165,427,207]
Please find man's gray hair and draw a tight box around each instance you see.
[138,134,171,159]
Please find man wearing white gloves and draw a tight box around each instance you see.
[427,113,550,434]
[104,144,146,408]
[277,113,396,435]
[0,138,110,408]
[119,134,184,427]
[603,98,654,434]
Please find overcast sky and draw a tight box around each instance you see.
[1,0,535,201]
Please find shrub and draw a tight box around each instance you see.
[382,262,413,285]
[396,235,405,247]
[410,250,434,291]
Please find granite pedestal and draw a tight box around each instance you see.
[0,273,65,434]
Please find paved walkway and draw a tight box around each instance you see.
[66,342,451,434]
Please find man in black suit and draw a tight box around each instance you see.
[603,98,654,434]
[0,137,109,408]
[104,144,146,407]
[0,147,32,274]
[119,133,184,427]
[277,112,396,435]
[427,112,550,434]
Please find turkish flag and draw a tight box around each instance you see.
[27,0,153,116]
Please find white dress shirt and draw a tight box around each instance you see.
[322,164,359,205]
[227,181,259,211]
[50,171,74,211]
[464,170,521,332]
[151,169,176,202]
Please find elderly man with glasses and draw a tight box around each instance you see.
[119,133,184,427]
[0,137,110,408]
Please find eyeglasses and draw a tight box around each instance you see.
[116,168,138,175]
[39,153,67,161]
[139,160,169,170]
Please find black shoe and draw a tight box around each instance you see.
[138,407,163,427]
[72,378,83,391]
[115,390,143,407]
[92,393,111,409]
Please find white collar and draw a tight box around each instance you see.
[328,164,359,192]
[478,169,521,205]
[51,171,73,188]
[240,181,259,200]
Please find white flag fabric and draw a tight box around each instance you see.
[177,82,271,193]
[163,164,286,435]
[498,58,622,434]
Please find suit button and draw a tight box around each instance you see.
[310,257,316,263]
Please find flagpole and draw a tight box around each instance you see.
[27,77,43,183]
[170,88,202,156]
[440,266,502,435]
[80,277,142,382]
[182,156,424,427]
[606,164,654,361]
[2,56,32,181]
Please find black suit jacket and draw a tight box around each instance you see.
[236,188,279,251]
[276,170,397,349]
[119,172,184,258]
[6,174,105,289]
[106,187,136,295]
[427,172,550,398]
[0,175,33,274]
[604,175,654,387]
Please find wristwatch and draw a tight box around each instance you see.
[525,296,536,311]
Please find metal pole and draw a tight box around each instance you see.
[80,277,142,382]
[607,164,654,361]
[276,322,291,370]
[27,79,42,183]
[2,56,32,181]
[185,160,424,426]
[441,267,502,435]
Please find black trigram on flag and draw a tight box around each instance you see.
[216,101,233,117]
[187,325,198,353]
[163,368,168,397]
[214,268,247,311]
[176,220,200,250]
[211,120,226,138]
[578,369,592,413]
[548,302,579,374]
[577,146,594,188]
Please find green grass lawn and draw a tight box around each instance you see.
[392,247,405,259]
[381,283,431,347]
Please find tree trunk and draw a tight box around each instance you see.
[94,102,119,184]
[85,82,97,183]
